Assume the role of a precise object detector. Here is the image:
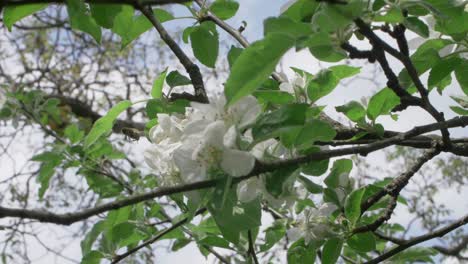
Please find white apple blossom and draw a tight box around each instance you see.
[148,113,185,144]
[144,140,181,186]
[145,95,260,186]
[278,72,309,102]
[287,203,338,244]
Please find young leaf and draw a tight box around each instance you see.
[455,66,468,95]
[367,88,400,121]
[209,0,239,20]
[32,152,63,199]
[112,7,174,48]
[263,16,312,39]
[298,175,323,194]
[287,239,317,264]
[344,188,365,226]
[84,100,132,148]
[190,22,219,68]
[252,103,308,142]
[347,232,376,252]
[294,119,337,147]
[428,57,462,91]
[225,33,295,105]
[3,4,48,31]
[151,69,168,99]
[66,0,102,43]
[166,71,192,88]
[227,45,243,69]
[336,101,366,123]
[324,159,353,188]
[403,16,429,38]
[322,237,343,264]
[90,4,123,29]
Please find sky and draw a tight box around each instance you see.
[0,0,467,263]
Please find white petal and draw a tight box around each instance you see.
[319,203,338,217]
[221,149,255,177]
[230,96,261,128]
[237,178,261,203]
[293,74,306,88]
[174,147,206,183]
[223,125,238,148]
[279,82,293,93]
[251,139,278,159]
[287,227,302,242]
[203,121,226,148]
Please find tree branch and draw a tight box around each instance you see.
[111,208,207,264]
[0,116,466,225]
[1,0,189,7]
[137,4,208,103]
[365,214,468,264]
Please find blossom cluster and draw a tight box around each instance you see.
[287,172,354,244]
[144,95,279,200]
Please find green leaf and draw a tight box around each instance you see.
[253,90,294,105]
[298,176,323,194]
[347,232,376,252]
[151,69,168,98]
[263,16,312,39]
[281,0,318,22]
[260,220,287,252]
[455,65,468,95]
[81,221,106,255]
[3,4,48,31]
[81,251,103,264]
[329,65,361,79]
[294,119,336,148]
[227,45,243,69]
[64,124,85,144]
[288,239,317,264]
[322,237,343,264]
[66,0,102,43]
[265,166,297,198]
[336,101,366,123]
[428,57,462,91]
[252,103,308,142]
[301,159,329,177]
[367,88,400,121]
[112,7,174,48]
[403,16,429,38]
[307,69,338,103]
[208,180,261,244]
[172,238,191,251]
[166,70,192,88]
[389,247,437,263]
[190,22,219,68]
[344,188,365,226]
[32,152,63,199]
[84,100,132,148]
[307,65,360,103]
[450,106,468,115]
[90,4,123,29]
[324,159,353,188]
[305,32,346,62]
[374,6,404,23]
[224,33,295,105]
[209,0,239,20]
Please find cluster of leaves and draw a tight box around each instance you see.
[0,0,467,263]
